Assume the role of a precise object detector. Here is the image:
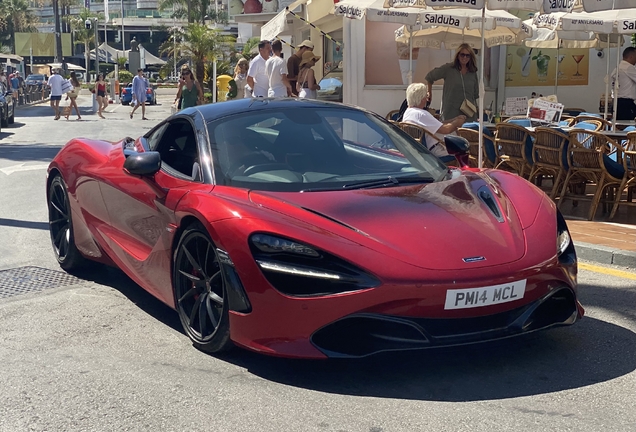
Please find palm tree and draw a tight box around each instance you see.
[0,0,38,52]
[68,9,102,77]
[160,23,234,87]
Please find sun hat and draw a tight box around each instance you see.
[299,51,321,67]
[297,39,314,50]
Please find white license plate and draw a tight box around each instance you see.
[444,280,527,310]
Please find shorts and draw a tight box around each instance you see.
[97,90,106,97]
[50,95,62,101]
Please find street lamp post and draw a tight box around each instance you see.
[53,0,63,63]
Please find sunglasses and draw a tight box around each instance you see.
[459,53,471,58]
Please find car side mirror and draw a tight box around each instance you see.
[123,151,161,176]
[444,135,471,169]
[444,135,470,155]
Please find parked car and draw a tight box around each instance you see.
[120,83,156,105]
[25,74,47,87]
[0,82,15,129]
[46,98,583,359]
[316,68,343,103]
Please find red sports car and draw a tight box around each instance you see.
[47,98,583,359]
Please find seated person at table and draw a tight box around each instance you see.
[402,83,466,159]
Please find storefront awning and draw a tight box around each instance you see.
[261,0,310,41]
[0,53,24,63]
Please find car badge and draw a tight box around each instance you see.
[463,256,486,263]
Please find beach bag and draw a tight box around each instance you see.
[61,79,73,94]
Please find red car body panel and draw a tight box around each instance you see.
[47,102,582,359]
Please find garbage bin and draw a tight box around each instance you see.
[216,75,233,102]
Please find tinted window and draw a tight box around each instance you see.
[154,119,200,179]
[207,107,447,192]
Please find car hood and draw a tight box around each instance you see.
[249,172,528,270]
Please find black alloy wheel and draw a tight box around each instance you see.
[173,223,232,353]
[48,175,87,271]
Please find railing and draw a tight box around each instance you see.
[17,84,50,105]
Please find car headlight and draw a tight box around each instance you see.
[249,233,379,297]
[556,210,575,259]
[557,229,571,256]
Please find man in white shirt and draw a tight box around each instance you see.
[266,40,292,98]
[402,82,466,161]
[247,40,271,98]
[47,68,65,120]
[611,47,636,120]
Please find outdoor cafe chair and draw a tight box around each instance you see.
[398,122,456,166]
[573,116,609,131]
[528,127,569,200]
[557,130,628,220]
[563,108,586,117]
[386,110,400,121]
[457,126,497,168]
[608,131,636,218]
[494,123,534,178]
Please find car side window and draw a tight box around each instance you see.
[154,119,200,180]
[146,123,168,151]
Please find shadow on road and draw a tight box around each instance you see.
[0,131,15,139]
[0,217,48,230]
[0,144,62,162]
[72,262,636,402]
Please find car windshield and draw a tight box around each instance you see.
[207,107,448,192]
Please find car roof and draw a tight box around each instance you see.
[187,98,368,121]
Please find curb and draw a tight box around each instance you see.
[575,240,636,268]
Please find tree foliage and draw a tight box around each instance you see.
[0,0,38,51]
[160,23,234,87]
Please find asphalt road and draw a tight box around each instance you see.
[0,96,635,432]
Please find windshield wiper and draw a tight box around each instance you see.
[301,175,435,192]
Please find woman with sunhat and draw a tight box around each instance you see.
[296,51,321,99]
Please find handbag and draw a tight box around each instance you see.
[460,73,477,118]
[61,79,73,94]
[460,99,477,118]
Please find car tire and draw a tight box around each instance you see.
[8,111,14,124]
[48,175,89,272]
[173,221,233,354]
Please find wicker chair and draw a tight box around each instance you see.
[503,115,530,123]
[609,131,636,218]
[527,127,569,199]
[557,130,628,220]
[494,123,533,177]
[398,122,456,167]
[563,108,586,116]
[386,110,400,121]
[559,116,575,126]
[456,127,496,168]
[573,116,610,131]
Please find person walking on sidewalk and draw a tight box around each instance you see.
[174,65,203,109]
[130,69,148,120]
[47,68,65,120]
[94,74,107,119]
[65,71,82,121]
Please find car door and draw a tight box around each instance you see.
[98,116,212,306]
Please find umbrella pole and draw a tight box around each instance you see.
[409,25,413,85]
[613,38,620,132]
[554,43,559,98]
[477,8,485,169]
[604,35,610,120]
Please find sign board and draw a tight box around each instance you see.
[505,97,528,115]
[528,98,564,123]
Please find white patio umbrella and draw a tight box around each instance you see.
[522,16,608,102]
[561,9,636,128]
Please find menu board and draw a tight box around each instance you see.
[528,99,564,124]
[505,97,528,116]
